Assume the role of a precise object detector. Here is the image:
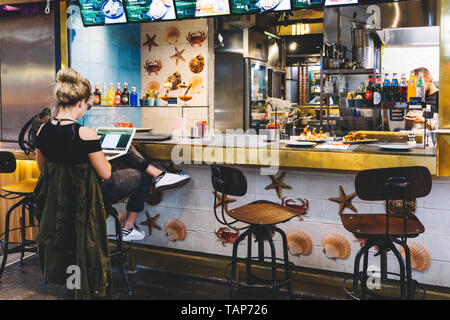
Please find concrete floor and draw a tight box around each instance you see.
[0,254,325,300]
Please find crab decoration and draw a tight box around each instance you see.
[282,197,309,221]
[215,227,239,246]
[186,31,207,47]
[144,59,163,75]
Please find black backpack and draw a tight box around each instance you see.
[18,107,52,155]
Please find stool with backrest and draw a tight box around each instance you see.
[211,165,306,299]
[340,166,431,300]
[0,151,38,281]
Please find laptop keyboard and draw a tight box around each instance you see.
[104,153,118,158]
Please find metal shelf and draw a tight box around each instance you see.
[321,68,375,75]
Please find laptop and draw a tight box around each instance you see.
[96,127,136,161]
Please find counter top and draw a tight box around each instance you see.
[0,142,35,161]
[133,134,437,174]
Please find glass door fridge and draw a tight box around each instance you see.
[245,59,268,131]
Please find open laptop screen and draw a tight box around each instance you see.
[97,128,134,151]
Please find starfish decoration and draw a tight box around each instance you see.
[265,171,292,199]
[170,47,186,66]
[140,211,161,236]
[328,185,358,215]
[143,33,158,52]
[161,161,182,174]
[213,192,236,213]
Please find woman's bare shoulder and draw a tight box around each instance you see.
[78,126,99,141]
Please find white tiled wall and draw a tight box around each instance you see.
[110,165,450,287]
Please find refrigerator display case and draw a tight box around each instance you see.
[246,59,268,130]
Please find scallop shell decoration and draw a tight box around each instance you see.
[286,230,312,256]
[399,242,430,271]
[322,233,351,260]
[164,218,186,241]
[164,26,180,44]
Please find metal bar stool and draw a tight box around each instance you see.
[105,200,133,297]
[0,151,38,281]
[341,166,431,300]
[211,165,305,299]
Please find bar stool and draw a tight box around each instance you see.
[341,166,431,300]
[211,165,305,299]
[0,151,38,281]
[105,200,133,297]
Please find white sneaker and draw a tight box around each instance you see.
[154,172,191,191]
[122,225,145,242]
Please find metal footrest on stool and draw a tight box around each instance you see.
[342,271,426,300]
[225,257,297,294]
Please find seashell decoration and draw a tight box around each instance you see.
[164,218,186,242]
[286,230,312,256]
[164,26,180,44]
[399,242,430,271]
[322,233,351,260]
[387,199,417,215]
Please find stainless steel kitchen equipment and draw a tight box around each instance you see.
[351,22,376,69]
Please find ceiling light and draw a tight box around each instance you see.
[289,42,297,51]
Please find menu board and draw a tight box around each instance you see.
[125,0,176,22]
[230,0,291,14]
[174,0,230,19]
[292,0,323,9]
[324,0,357,6]
[79,0,128,26]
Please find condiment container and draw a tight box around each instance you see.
[266,123,281,142]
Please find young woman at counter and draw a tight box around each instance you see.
[35,68,190,241]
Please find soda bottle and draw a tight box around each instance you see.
[390,73,398,101]
[382,73,390,102]
[106,83,115,106]
[93,83,101,105]
[416,71,424,102]
[399,73,407,102]
[101,83,107,105]
[407,71,416,102]
[365,75,374,107]
[130,87,138,106]
[122,83,130,106]
[115,83,122,105]
[373,74,382,107]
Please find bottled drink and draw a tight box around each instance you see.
[101,83,107,105]
[365,75,374,107]
[399,73,407,102]
[106,83,115,106]
[93,83,101,105]
[390,73,398,101]
[407,71,416,102]
[373,74,382,107]
[382,73,390,102]
[122,83,130,106]
[115,82,122,105]
[416,71,424,101]
[130,87,138,106]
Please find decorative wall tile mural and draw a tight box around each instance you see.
[141,19,208,106]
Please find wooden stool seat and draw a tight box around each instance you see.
[228,201,301,225]
[341,213,425,238]
[1,178,38,195]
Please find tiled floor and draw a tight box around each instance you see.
[0,254,325,300]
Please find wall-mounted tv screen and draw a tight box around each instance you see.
[230,0,291,14]
[125,0,176,22]
[324,0,357,6]
[79,0,128,26]
[292,0,323,9]
[174,0,230,19]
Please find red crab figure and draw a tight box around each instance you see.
[143,59,163,75]
[186,31,207,47]
[215,227,239,246]
[282,197,309,221]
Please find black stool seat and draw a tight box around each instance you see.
[341,213,424,238]
[228,201,302,225]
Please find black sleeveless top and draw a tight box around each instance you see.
[36,121,102,164]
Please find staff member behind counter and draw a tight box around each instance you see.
[404,67,439,131]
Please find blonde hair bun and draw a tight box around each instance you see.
[55,68,92,107]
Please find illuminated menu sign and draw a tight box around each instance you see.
[125,0,176,22]
[292,0,323,8]
[174,0,230,19]
[324,0,357,6]
[79,0,128,26]
[230,0,291,14]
